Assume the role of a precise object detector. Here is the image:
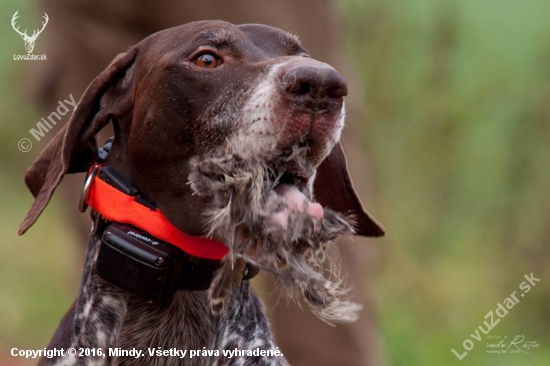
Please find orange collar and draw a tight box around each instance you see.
[84,165,229,261]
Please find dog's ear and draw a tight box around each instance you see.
[314,143,385,237]
[19,48,138,235]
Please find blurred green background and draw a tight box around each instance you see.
[1,0,549,365]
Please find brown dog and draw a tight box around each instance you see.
[21,21,383,365]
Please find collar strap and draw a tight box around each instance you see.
[83,164,229,261]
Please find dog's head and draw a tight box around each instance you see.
[19,21,384,322]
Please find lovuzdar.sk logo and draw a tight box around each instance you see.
[11,10,48,61]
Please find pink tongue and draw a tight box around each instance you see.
[274,184,324,220]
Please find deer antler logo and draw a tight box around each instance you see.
[11,11,49,54]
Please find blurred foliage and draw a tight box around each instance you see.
[0,0,80,359]
[0,0,549,365]
[340,0,550,364]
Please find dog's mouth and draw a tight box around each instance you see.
[272,170,308,190]
[264,154,324,228]
[188,142,332,235]
[188,148,359,324]
[268,164,312,193]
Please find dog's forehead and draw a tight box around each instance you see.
[237,24,307,57]
[143,21,306,59]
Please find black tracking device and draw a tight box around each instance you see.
[95,223,222,302]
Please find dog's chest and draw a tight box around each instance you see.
[115,291,216,366]
[68,236,286,366]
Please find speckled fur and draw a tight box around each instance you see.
[48,234,287,366]
[188,152,361,325]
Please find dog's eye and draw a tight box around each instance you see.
[194,53,221,68]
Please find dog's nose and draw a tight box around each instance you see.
[281,63,348,112]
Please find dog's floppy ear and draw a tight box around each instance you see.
[19,48,138,235]
[314,143,385,237]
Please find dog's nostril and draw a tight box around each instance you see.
[327,83,348,99]
[288,81,312,96]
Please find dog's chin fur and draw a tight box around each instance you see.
[188,149,362,325]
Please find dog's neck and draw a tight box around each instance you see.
[56,231,283,366]
[105,137,210,238]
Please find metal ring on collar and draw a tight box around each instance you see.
[79,165,99,213]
